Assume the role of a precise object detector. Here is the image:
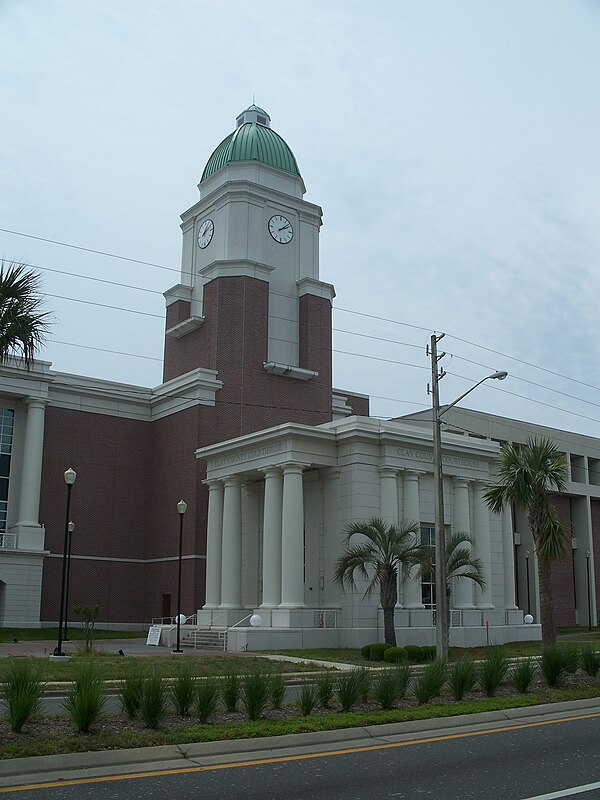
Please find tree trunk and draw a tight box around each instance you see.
[382,606,397,646]
[538,555,556,646]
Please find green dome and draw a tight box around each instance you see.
[201,106,301,183]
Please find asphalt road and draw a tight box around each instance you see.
[4,707,600,800]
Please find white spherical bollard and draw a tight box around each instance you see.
[524,614,534,624]
[249,614,262,627]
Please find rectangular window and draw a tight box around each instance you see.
[0,409,14,534]
[420,525,435,608]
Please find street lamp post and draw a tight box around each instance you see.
[586,551,592,632]
[430,332,507,660]
[54,468,76,657]
[63,521,75,641]
[173,499,187,654]
[525,550,531,616]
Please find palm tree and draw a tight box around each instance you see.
[483,437,569,646]
[0,261,49,367]
[334,518,422,646]
[419,532,486,620]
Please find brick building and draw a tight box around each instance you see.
[0,106,596,648]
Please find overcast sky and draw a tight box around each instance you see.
[2,0,599,439]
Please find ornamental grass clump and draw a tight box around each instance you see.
[139,669,169,729]
[298,681,319,716]
[541,645,568,688]
[171,662,196,717]
[269,671,285,709]
[479,647,509,697]
[195,677,220,723]
[241,669,270,721]
[63,662,106,733]
[560,644,580,675]
[511,658,537,694]
[313,672,333,707]
[2,659,45,733]
[394,663,411,699]
[580,643,600,677]
[355,666,371,702]
[120,665,144,719]
[411,658,447,705]
[373,669,399,710]
[448,658,477,701]
[222,671,241,712]
[335,668,363,712]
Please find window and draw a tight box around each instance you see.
[420,525,435,608]
[0,409,14,534]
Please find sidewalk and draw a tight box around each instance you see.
[0,637,236,658]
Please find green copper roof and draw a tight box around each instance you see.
[201,107,301,182]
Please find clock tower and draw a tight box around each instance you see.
[162,106,335,438]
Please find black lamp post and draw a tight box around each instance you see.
[54,468,76,657]
[586,551,592,632]
[63,521,75,641]
[525,550,531,617]
[173,499,187,654]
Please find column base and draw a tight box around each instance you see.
[454,603,476,610]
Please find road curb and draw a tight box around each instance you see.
[2,696,600,780]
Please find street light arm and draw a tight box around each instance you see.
[438,372,508,419]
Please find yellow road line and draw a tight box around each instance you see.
[3,710,600,795]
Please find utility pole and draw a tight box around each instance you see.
[429,333,449,660]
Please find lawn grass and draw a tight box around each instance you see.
[0,627,140,643]
[2,685,599,760]
[0,653,322,683]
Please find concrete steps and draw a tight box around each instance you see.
[181,628,226,651]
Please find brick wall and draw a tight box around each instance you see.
[550,495,576,626]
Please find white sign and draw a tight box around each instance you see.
[146,626,162,646]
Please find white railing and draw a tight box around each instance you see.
[0,532,16,549]
[151,614,198,626]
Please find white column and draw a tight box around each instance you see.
[203,480,224,609]
[260,468,283,608]
[220,477,242,609]
[473,481,494,609]
[379,467,398,523]
[280,463,305,608]
[16,398,48,527]
[502,504,517,609]
[322,468,340,607]
[402,470,424,608]
[453,478,475,609]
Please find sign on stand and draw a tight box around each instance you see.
[146,626,162,646]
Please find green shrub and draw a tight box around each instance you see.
[383,647,407,664]
[241,670,270,721]
[373,670,398,710]
[268,671,285,709]
[394,664,411,699]
[580,643,600,677]
[139,670,169,729]
[361,643,376,660]
[317,672,336,707]
[194,678,220,723]
[560,644,580,674]
[479,647,509,697]
[369,643,392,661]
[411,658,447,705]
[222,671,240,712]
[1,659,45,733]
[63,662,106,733]
[355,666,371,701]
[448,658,477,701]
[171,662,196,717]
[120,666,144,719]
[541,645,568,688]
[511,658,537,694]
[298,681,319,716]
[335,668,363,712]
[405,645,427,662]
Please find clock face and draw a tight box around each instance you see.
[197,219,214,249]
[268,214,294,244]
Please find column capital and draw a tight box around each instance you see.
[204,478,223,491]
[453,476,471,488]
[379,466,398,479]
[403,469,426,480]
[223,475,243,487]
[262,467,282,479]
[282,462,306,475]
[24,396,50,409]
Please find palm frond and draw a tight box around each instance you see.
[0,262,50,366]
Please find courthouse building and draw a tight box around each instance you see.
[0,106,597,648]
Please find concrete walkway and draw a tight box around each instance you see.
[0,637,236,659]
